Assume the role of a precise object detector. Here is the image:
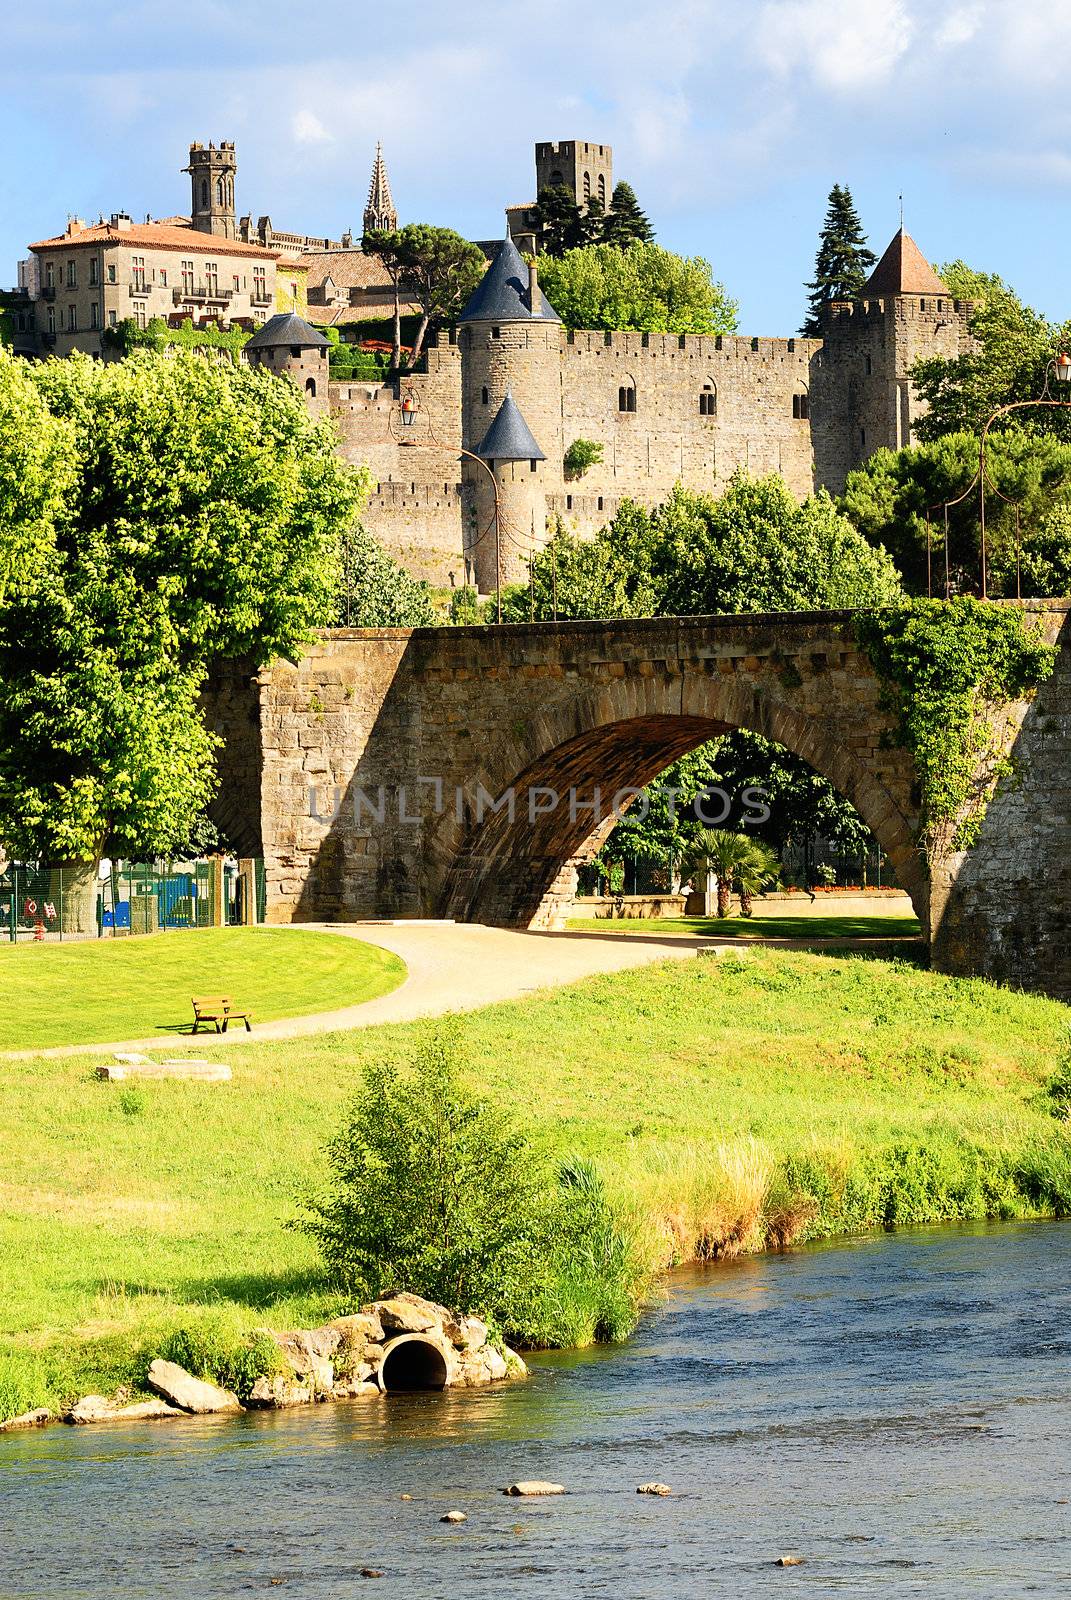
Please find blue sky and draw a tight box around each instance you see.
[5,0,1070,333]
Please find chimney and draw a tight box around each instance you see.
[66,217,85,237]
[110,212,133,232]
[528,258,539,313]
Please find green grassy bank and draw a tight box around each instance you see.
[2,948,1070,1422]
[0,928,405,1051]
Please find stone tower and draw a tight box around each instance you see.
[458,238,564,591]
[244,311,330,420]
[810,227,974,492]
[184,141,237,239]
[535,139,613,211]
[363,142,398,234]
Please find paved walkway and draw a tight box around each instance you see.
[10,921,922,1062]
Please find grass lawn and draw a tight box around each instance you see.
[566,913,921,940]
[1,946,1069,1418]
[0,928,405,1051]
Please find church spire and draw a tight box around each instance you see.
[363,141,398,234]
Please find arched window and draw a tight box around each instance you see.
[583,171,591,201]
[598,173,606,205]
[699,382,717,417]
[306,377,317,397]
[792,392,810,420]
[217,177,225,206]
[201,179,209,208]
[618,383,637,413]
[550,168,564,186]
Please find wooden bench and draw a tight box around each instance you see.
[191,996,253,1035]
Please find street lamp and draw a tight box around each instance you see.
[1055,352,1071,384]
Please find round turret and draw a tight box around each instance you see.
[245,311,330,419]
[459,239,563,590]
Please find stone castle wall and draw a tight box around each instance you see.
[325,300,972,585]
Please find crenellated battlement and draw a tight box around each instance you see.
[562,329,822,364]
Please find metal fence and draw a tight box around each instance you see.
[1,859,264,942]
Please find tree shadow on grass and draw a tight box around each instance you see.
[175,1265,337,1315]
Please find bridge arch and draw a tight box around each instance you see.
[438,669,926,929]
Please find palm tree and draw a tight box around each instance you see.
[685,829,753,918]
[736,839,780,917]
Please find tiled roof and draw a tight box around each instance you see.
[245,311,330,350]
[299,248,396,293]
[303,301,421,327]
[29,219,278,259]
[476,391,546,461]
[864,229,950,297]
[460,238,560,323]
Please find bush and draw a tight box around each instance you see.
[297,1026,647,1346]
[153,1308,283,1400]
[1046,1041,1071,1120]
[564,438,604,479]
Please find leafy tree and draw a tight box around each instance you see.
[801,184,876,337]
[684,829,759,918]
[336,522,436,626]
[0,348,74,604]
[604,181,654,248]
[298,1026,643,1345]
[536,243,738,335]
[363,224,485,370]
[0,350,366,923]
[361,227,407,370]
[840,427,1071,596]
[530,184,588,256]
[912,263,1071,443]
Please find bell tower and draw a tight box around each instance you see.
[184,141,238,239]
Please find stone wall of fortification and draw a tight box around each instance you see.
[554,331,821,534]
[330,333,465,588]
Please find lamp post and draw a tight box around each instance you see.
[398,388,505,622]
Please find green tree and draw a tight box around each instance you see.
[604,181,655,248]
[801,184,876,337]
[840,427,1071,596]
[536,243,738,335]
[531,185,587,256]
[912,263,1071,442]
[336,522,436,626]
[298,1027,643,1345]
[684,829,756,918]
[0,350,366,923]
[398,224,487,368]
[0,348,74,604]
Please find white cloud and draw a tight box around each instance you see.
[755,0,915,90]
[935,3,983,48]
[291,109,331,145]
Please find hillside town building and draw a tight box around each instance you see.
[4,136,974,591]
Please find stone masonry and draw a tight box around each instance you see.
[207,603,1071,997]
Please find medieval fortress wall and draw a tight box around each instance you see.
[328,284,971,591]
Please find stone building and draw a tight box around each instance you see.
[20,213,279,358]
[507,139,614,253]
[245,311,330,419]
[337,218,972,591]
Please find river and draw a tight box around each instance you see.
[3,1219,1070,1598]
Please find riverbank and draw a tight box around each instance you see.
[3,947,1070,1424]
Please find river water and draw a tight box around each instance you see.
[3,1220,1070,1598]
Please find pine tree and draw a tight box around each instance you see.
[604,181,655,248]
[532,185,586,257]
[801,184,876,337]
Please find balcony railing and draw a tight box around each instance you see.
[172,285,235,305]
[41,285,56,301]
[129,282,149,298]
[251,289,273,306]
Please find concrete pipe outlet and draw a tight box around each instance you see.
[376,1334,452,1393]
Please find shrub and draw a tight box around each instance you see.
[297,1026,646,1346]
[564,438,604,479]
[1045,1042,1071,1120]
[154,1308,283,1400]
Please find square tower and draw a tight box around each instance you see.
[184,141,237,239]
[535,140,613,211]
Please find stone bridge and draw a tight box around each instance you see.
[209,603,1071,998]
